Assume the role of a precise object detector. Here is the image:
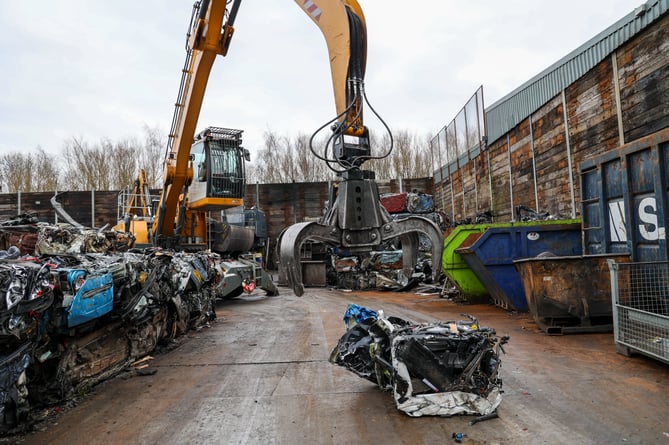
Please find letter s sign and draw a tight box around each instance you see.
[638,197,666,241]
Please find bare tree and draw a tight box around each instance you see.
[251,130,337,184]
[33,147,60,191]
[140,124,165,188]
[414,132,435,178]
[0,147,61,192]
[366,129,433,180]
[253,130,278,183]
[0,152,33,192]
[40,126,432,194]
[110,138,141,190]
[391,130,414,179]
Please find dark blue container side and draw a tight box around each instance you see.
[456,222,582,311]
[580,128,669,262]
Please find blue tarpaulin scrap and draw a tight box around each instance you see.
[343,304,377,328]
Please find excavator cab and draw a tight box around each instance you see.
[188,127,249,211]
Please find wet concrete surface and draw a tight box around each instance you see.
[13,286,669,444]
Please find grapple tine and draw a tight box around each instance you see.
[399,232,419,281]
[382,216,444,284]
[279,221,340,296]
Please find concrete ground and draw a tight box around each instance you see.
[15,287,669,445]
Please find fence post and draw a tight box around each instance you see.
[54,190,58,224]
[607,259,620,345]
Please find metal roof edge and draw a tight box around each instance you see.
[485,0,668,144]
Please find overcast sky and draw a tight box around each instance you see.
[0,0,643,162]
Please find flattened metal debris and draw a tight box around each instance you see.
[0,221,275,433]
[330,304,508,417]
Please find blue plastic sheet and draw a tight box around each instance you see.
[343,303,377,328]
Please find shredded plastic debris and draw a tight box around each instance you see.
[330,304,509,417]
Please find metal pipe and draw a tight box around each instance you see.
[561,90,577,218]
[91,189,95,227]
[529,114,539,212]
[612,51,625,146]
[53,190,57,224]
[507,134,514,221]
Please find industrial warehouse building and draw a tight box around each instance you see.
[430,1,669,263]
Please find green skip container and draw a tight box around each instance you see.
[442,223,510,303]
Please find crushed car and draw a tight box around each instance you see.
[328,233,437,293]
[330,304,508,417]
[0,221,256,433]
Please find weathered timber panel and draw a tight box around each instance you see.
[401,177,435,195]
[488,136,511,221]
[475,150,492,215]
[618,13,669,142]
[433,179,447,220]
[434,13,669,225]
[256,182,321,241]
[461,160,477,218]
[566,58,620,166]
[508,120,536,212]
[0,194,20,220]
[531,96,574,218]
[450,168,464,222]
[0,191,120,227]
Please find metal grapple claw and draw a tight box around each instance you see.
[279,171,443,296]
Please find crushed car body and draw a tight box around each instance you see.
[0,220,272,433]
[330,304,508,417]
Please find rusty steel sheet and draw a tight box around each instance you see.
[0,227,38,256]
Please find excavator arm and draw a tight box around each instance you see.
[296,0,370,167]
[296,1,368,138]
[281,1,444,295]
[142,0,442,294]
[153,0,241,247]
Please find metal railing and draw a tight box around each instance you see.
[116,189,160,223]
[608,260,669,364]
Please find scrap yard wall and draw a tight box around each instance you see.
[0,191,120,228]
[0,177,433,246]
[434,10,669,223]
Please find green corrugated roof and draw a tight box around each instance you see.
[485,0,669,144]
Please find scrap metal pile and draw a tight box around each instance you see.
[327,191,445,292]
[0,217,241,432]
[330,304,508,417]
[330,243,435,292]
